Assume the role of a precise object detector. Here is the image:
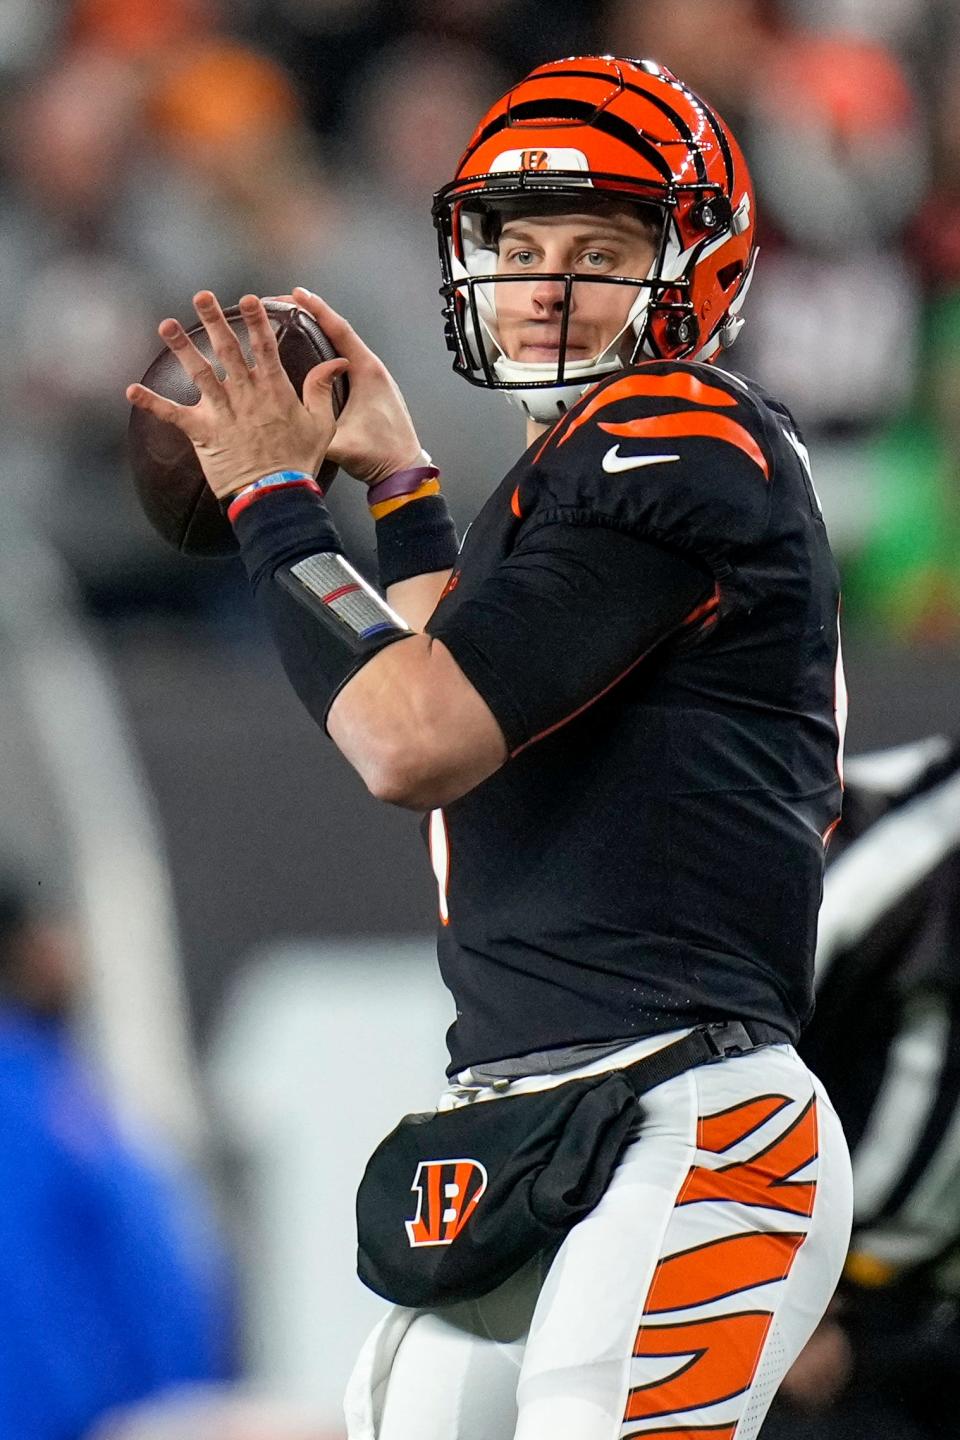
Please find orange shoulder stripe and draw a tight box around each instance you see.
[556,371,738,450]
[600,412,770,481]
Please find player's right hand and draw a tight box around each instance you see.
[291,288,426,487]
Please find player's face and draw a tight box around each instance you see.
[493,210,659,365]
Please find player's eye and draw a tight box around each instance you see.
[580,249,613,269]
[506,248,538,267]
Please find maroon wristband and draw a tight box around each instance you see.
[367,464,439,508]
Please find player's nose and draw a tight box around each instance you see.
[529,276,567,313]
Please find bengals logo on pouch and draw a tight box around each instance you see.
[520,149,549,170]
[405,1158,488,1247]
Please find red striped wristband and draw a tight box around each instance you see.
[226,471,320,524]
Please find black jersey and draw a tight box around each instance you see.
[426,361,845,1075]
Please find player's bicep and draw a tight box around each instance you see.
[427,521,715,754]
[327,631,508,808]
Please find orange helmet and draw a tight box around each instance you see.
[432,56,758,421]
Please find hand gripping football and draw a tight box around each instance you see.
[128,300,348,556]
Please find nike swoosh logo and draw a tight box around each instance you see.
[602,445,681,474]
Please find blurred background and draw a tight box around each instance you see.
[1,0,959,1436]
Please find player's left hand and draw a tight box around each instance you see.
[290,287,424,486]
[126,290,349,501]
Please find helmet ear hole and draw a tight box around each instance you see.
[690,195,732,233]
[717,261,744,292]
[665,313,698,351]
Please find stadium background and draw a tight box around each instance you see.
[1,0,958,1434]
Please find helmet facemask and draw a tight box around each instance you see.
[434,181,682,422]
[434,58,759,419]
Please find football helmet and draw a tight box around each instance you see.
[432,56,758,421]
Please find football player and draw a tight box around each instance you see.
[128,56,853,1440]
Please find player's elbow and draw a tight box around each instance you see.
[361,730,492,811]
[362,742,451,811]
[362,751,418,808]
[329,639,509,808]
[365,699,510,809]
[368,774,433,810]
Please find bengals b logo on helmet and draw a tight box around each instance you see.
[405,1158,488,1247]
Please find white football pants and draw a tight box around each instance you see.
[345,1035,852,1440]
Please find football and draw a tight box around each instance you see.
[128,300,348,557]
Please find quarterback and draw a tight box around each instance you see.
[128,57,853,1440]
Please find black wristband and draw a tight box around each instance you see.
[230,484,343,587]
[375,494,459,590]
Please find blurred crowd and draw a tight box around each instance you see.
[1,0,959,641]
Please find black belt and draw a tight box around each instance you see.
[616,1019,786,1099]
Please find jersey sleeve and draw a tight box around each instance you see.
[427,520,715,754]
[521,363,774,572]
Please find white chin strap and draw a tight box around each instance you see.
[490,284,653,424]
[492,355,622,422]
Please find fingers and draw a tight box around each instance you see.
[193,289,251,384]
[302,357,351,417]
[238,294,285,382]
[157,317,229,405]
[126,382,205,440]
[292,287,376,366]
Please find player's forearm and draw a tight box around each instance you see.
[372,479,459,629]
[255,581,505,808]
[386,570,453,632]
[229,484,504,808]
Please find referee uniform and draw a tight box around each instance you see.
[765,738,960,1440]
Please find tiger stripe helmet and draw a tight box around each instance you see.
[432,56,758,422]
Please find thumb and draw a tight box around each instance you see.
[302,357,350,416]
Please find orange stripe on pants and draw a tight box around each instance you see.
[626,1311,773,1421]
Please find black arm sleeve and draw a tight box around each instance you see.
[230,486,411,732]
[427,518,715,754]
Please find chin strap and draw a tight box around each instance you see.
[497,368,620,423]
[489,273,659,423]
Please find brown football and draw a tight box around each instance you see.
[128,300,347,557]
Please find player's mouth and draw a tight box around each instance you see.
[517,332,594,363]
